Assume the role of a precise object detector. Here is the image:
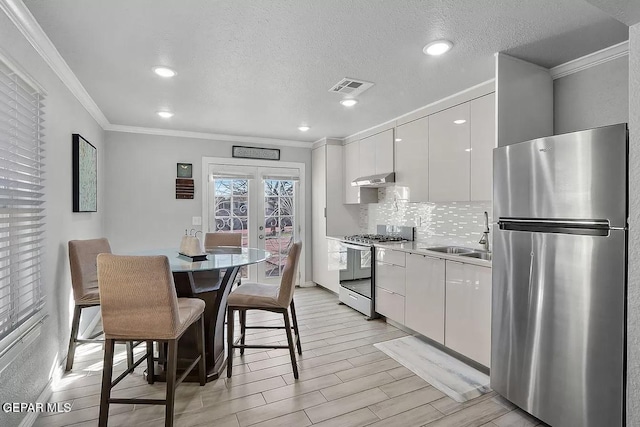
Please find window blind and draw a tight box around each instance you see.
[0,57,45,343]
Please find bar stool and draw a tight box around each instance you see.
[190,232,243,292]
[204,232,242,250]
[226,241,302,378]
[66,238,135,371]
[97,254,206,427]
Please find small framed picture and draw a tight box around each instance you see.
[177,163,192,178]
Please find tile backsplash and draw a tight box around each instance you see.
[360,187,492,249]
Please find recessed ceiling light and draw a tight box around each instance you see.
[298,125,310,132]
[423,40,453,56]
[153,66,177,78]
[157,111,174,118]
[395,138,402,142]
[340,99,358,107]
[454,119,467,124]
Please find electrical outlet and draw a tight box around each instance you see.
[192,216,202,226]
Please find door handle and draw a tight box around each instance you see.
[259,235,264,240]
[259,226,264,231]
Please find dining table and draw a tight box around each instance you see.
[131,246,271,382]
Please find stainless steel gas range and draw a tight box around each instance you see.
[338,225,414,319]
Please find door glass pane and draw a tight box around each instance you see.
[263,179,296,279]
[211,178,250,277]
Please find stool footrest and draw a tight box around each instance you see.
[109,398,166,405]
[111,353,149,388]
[176,355,202,386]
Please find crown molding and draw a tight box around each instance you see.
[105,124,314,148]
[550,40,629,80]
[0,0,109,127]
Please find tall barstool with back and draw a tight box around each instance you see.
[190,232,244,292]
[66,238,135,371]
[97,254,206,427]
[226,241,303,378]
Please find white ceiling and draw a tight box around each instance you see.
[23,0,628,143]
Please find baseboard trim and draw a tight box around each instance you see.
[18,360,63,427]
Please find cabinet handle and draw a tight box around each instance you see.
[379,288,394,294]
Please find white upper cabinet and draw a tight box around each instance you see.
[374,129,394,174]
[343,141,361,204]
[359,129,394,176]
[395,117,429,202]
[359,137,377,177]
[428,103,471,202]
[470,93,495,201]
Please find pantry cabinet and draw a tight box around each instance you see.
[312,142,360,292]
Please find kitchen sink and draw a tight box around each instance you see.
[459,252,492,261]
[421,246,475,255]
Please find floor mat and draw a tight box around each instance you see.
[374,335,491,402]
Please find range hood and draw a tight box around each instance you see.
[351,172,395,187]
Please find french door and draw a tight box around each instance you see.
[203,159,304,285]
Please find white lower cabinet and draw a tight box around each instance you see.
[375,249,406,324]
[405,253,445,345]
[445,261,492,367]
[375,286,405,324]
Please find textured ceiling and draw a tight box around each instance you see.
[586,0,640,26]
[23,0,628,143]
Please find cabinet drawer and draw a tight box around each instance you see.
[375,287,404,324]
[375,247,406,266]
[339,287,372,315]
[376,261,406,295]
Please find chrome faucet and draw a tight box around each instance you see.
[478,211,490,252]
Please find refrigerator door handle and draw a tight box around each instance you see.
[497,218,611,236]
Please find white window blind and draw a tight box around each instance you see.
[0,56,45,343]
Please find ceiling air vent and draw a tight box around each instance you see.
[329,78,374,97]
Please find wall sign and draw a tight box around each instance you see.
[232,145,280,161]
[176,179,194,199]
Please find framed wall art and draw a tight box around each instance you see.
[72,133,97,212]
[177,162,193,178]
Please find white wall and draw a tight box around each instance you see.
[495,53,554,147]
[554,56,629,134]
[103,131,313,280]
[627,22,640,427]
[0,11,105,427]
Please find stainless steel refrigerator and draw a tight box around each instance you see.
[492,124,627,427]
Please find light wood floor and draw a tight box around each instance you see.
[35,286,546,427]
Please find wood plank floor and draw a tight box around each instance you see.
[35,286,546,427]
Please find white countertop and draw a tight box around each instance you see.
[326,236,491,268]
[374,241,491,268]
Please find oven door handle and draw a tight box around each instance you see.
[340,242,371,251]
